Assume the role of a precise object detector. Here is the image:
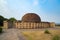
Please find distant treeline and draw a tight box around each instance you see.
[56,24,60,26]
[0,15,16,27]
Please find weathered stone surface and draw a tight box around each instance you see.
[22,13,41,22]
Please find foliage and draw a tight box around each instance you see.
[44,29,50,34]
[0,15,16,26]
[9,17,16,22]
[52,35,60,40]
[0,15,4,26]
[0,15,8,26]
[0,27,2,33]
[4,18,8,20]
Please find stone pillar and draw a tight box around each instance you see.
[23,23,25,29]
[31,23,34,29]
[15,22,18,28]
[30,23,32,29]
[28,23,29,29]
[18,22,21,28]
[34,23,35,29]
[26,23,28,29]
[39,23,41,28]
[34,23,37,28]
[31,23,33,29]
[19,23,22,29]
[41,23,43,28]
[33,23,34,29]
[43,23,46,28]
[21,23,24,29]
[19,23,21,28]
[35,23,37,29]
[29,23,31,29]
[23,22,27,29]
[42,23,44,28]
[3,21,8,29]
[23,23,24,29]
[25,23,27,29]
[36,23,38,28]
[13,21,17,28]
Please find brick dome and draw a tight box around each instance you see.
[22,13,41,22]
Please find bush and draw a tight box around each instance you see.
[0,27,2,33]
[44,29,50,34]
[52,35,60,40]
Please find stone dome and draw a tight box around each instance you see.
[22,13,41,22]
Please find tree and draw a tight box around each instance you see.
[0,15,4,26]
[0,27,2,33]
[4,18,8,20]
[0,15,8,26]
[9,17,16,22]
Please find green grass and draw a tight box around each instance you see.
[52,35,60,40]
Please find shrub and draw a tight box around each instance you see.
[44,29,50,34]
[0,27,2,33]
[52,35,60,40]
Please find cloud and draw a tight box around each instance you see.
[40,0,47,4]
[0,0,8,13]
[0,0,7,9]
[33,0,39,6]
[33,0,47,6]
[0,0,12,18]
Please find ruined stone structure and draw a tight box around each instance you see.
[3,13,55,29]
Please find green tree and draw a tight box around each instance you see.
[0,27,2,33]
[0,15,8,26]
[0,15,4,26]
[4,18,8,20]
[9,17,16,22]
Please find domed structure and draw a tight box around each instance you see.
[3,13,55,29]
[22,13,41,22]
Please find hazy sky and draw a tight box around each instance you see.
[0,0,60,23]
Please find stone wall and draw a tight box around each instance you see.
[49,22,55,27]
[3,21,55,29]
[13,22,55,29]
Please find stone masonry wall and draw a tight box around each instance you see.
[3,21,55,29]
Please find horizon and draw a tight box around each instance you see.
[0,0,60,23]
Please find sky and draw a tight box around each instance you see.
[0,0,60,23]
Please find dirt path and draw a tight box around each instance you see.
[0,29,26,40]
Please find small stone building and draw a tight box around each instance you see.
[3,13,55,29]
